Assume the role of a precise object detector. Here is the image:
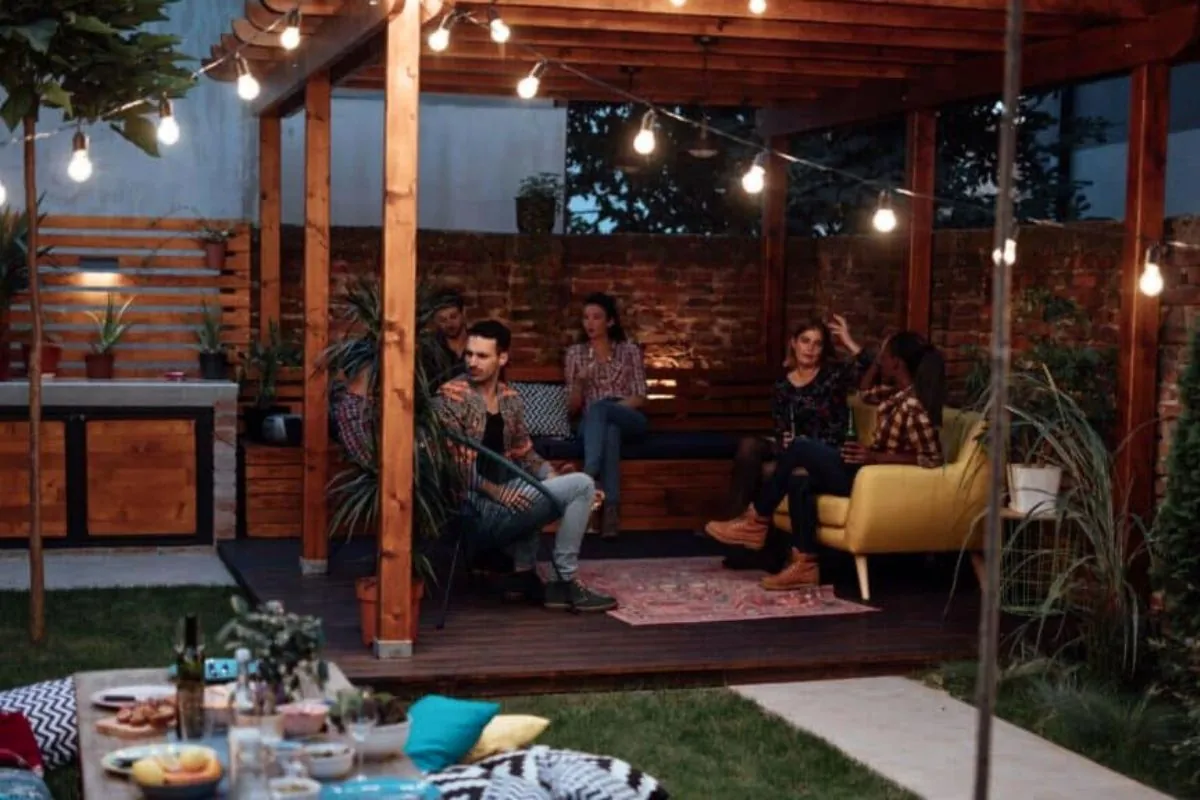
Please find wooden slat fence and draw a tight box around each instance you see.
[8,215,252,378]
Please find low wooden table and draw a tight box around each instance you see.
[74,666,422,798]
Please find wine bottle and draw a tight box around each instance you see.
[845,407,858,443]
[175,613,206,740]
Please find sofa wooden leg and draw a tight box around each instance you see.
[854,555,870,601]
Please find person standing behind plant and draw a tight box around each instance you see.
[422,288,469,389]
[564,293,648,539]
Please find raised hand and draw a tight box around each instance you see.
[828,313,859,353]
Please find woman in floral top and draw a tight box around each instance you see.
[564,292,648,538]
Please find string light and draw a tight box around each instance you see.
[992,236,1017,266]
[742,152,766,194]
[428,13,456,52]
[670,0,687,6]
[1139,245,1164,297]
[487,7,510,43]
[0,179,6,206]
[748,0,767,13]
[156,98,180,145]
[872,191,897,233]
[236,56,260,100]
[516,62,545,99]
[633,110,657,155]
[67,131,93,183]
[280,8,301,50]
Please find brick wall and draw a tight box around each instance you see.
[1157,216,1200,493]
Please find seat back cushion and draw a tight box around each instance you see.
[0,679,77,770]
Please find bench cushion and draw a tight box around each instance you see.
[533,431,741,462]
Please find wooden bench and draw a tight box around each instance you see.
[240,366,775,537]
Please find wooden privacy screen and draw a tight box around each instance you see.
[8,215,251,377]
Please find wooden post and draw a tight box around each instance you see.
[761,134,788,369]
[259,113,282,339]
[375,0,420,658]
[300,71,331,575]
[1114,61,1169,528]
[904,110,936,337]
[24,116,44,644]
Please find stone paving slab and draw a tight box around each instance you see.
[735,677,1171,800]
[0,549,235,590]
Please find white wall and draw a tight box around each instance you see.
[0,0,254,221]
[280,92,568,231]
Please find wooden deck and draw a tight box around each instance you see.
[218,533,981,697]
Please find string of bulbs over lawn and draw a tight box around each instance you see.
[0,0,1186,298]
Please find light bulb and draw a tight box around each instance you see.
[991,237,1017,266]
[489,18,510,42]
[742,164,765,194]
[1140,248,1164,296]
[68,150,93,183]
[280,25,301,50]
[237,72,260,100]
[157,115,180,145]
[872,206,896,232]
[670,0,686,6]
[516,75,540,99]
[0,180,6,206]
[428,26,450,51]
[749,0,767,13]
[633,128,655,155]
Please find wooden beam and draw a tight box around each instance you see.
[904,110,936,337]
[758,2,1199,134]
[259,113,282,339]
[1115,61,1169,528]
[344,77,823,103]
[301,70,332,574]
[378,62,865,88]
[376,0,420,658]
[762,135,788,369]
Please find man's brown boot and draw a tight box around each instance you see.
[761,549,820,590]
[704,505,768,550]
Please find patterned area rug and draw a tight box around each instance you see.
[572,557,877,626]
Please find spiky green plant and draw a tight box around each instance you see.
[85,293,133,353]
[243,320,301,409]
[194,301,223,354]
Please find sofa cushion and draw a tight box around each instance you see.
[0,679,77,770]
[533,431,741,462]
[511,382,572,438]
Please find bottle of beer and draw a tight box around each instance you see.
[845,407,858,443]
[174,613,206,740]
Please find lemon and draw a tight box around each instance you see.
[131,757,166,787]
[178,747,210,773]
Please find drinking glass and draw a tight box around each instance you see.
[345,691,378,781]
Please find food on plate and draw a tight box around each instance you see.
[129,759,166,787]
[130,748,222,787]
[115,698,176,729]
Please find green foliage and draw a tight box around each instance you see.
[518,172,563,201]
[193,301,224,354]
[216,595,328,711]
[85,292,133,353]
[0,202,44,307]
[0,0,194,154]
[242,319,302,409]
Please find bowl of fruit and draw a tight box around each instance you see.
[129,745,222,799]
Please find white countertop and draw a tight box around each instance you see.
[0,379,239,408]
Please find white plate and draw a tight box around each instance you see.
[100,743,218,777]
[91,684,177,710]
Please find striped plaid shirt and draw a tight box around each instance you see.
[861,384,944,469]
[564,341,647,411]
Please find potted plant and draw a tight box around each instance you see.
[0,207,32,381]
[195,301,228,380]
[84,293,134,380]
[199,227,234,270]
[241,321,302,443]
[216,596,329,722]
[20,334,62,379]
[322,274,460,646]
[515,172,562,234]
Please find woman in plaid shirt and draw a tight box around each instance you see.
[704,331,946,591]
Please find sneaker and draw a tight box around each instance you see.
[761,549,820,591]
[498,570,544,604]
[544,579,618,612]
[704,505,768,550]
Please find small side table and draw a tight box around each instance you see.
[970,506,1060,598]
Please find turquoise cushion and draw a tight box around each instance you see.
[403,695,500,773]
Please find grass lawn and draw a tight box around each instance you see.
[1,587,915,800]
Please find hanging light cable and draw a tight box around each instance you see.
[1139,244,1164,297]
[156,97,180,145]
[487,6,511,43]
[872,190,897,232]
[236,56,260,100]
[280,7,302,50]
[633,109,657,155]
[67,130,93,183]
[428,12,457,52]
[516,62,545,99]
[742,152,767,194]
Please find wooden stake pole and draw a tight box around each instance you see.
[23,116,44,644]
[973,0,1023,795]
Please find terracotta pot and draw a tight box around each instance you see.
[21,343,63,377]
[356,576,424,649]
[84,351,115,379]
[204,240,228,270]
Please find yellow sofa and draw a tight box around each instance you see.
[773,396,988,600]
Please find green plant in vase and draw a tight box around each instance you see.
[199,227,234,269]
[0,202,49,380]
[216,596,328,715]
[240,320,302,442]
[83,293,133,379]
[515,171,563,234]
[194,302,227,380]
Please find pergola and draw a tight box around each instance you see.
[202,0,1199,658]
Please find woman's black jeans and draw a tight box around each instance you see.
[752,438,860,554]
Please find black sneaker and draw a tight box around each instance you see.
[544,580,617,613]
[498,570,544,604]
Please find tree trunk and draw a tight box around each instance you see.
[24,115,44,644]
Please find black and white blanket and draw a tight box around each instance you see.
[427,745,670,800]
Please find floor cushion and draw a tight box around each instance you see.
[0,679,78,770]
[428,745,669,800]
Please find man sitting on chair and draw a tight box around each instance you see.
[434,320,617,613]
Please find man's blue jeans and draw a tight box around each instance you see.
[579,399,648,509]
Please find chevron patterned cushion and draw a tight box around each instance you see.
[511,383,572,439]
[427,745,669,800]
[0,680,78,769]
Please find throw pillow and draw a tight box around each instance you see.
[404,695,500,773]
[0,680,77,770]
[463,714,550,763]
[511,382,571,439]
